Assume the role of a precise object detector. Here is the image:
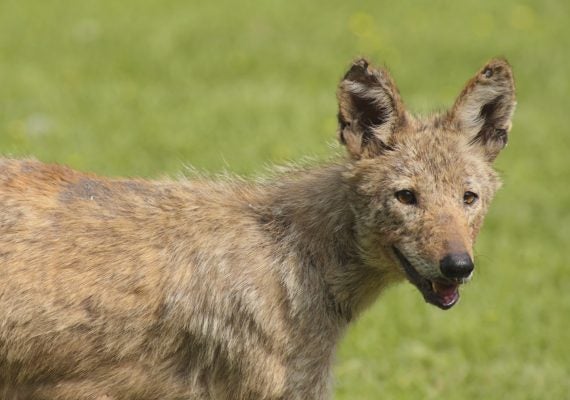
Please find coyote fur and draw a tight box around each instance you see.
[0,58,515,399]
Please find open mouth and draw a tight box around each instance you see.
[392,246,460,310]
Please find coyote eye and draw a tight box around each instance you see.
[463,191,478,205]
[395,190,417,205]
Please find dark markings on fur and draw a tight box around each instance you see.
[60,178,113,203]
[80,296,101,321]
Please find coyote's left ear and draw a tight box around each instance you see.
[449,59,516,162]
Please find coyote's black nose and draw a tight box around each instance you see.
[440,253,474,279]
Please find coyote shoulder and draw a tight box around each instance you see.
[0,58,515,399]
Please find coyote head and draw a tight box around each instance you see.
[338,58,516,309]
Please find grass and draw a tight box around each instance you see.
[1,0,569,398]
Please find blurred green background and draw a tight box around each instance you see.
[1,0,568,398]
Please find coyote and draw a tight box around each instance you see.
[0,58,515,399]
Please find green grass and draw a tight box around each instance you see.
[1,0,568,398]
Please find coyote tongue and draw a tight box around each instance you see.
[432,281,460,307]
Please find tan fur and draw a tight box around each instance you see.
[0,58,515,399]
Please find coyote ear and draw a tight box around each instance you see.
[449,58,516,162]
[337,58,406,159]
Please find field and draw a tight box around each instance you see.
[0,0,568,398]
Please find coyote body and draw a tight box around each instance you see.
[0,59,515,399]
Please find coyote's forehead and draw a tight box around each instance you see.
[382,129,498,194]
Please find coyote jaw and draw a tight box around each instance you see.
[392,247,460,310]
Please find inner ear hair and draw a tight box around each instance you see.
[469,95,511,147]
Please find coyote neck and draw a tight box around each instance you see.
[257,163,390,323]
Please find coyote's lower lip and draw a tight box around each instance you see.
[392,246,460,310]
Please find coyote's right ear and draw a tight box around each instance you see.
[337,59,406,159]
[449,59,516,162]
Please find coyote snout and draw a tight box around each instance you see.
[0,57,515,399]
[393,207,477,309]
